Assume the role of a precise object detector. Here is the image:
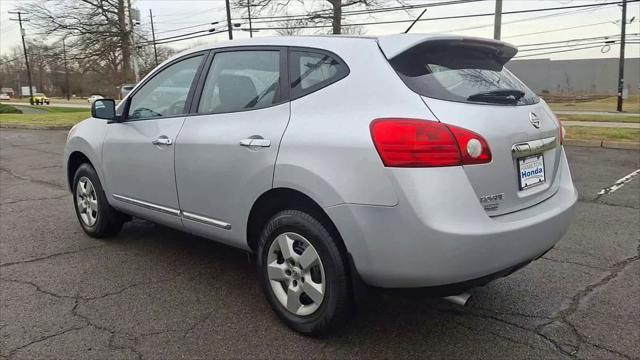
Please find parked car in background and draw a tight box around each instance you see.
[87,94,104,104]
[64,35,577,335]
[0,93,10,101]
[30,93,49,105]
[120,84,136,99]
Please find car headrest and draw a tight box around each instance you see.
[216,73,258,112]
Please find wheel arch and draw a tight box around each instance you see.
[246,187,347,256]
[247,187,368,304]
[67,151,94,191]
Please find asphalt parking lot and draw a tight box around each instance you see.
[1,129,638,360]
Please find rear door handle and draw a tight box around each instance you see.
[239,136,271,148]
[239,138,253,146]
[250,139,271,147]
[152,136,173,146]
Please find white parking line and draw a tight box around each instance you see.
[597,169,640,196]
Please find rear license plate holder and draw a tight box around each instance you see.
[518,154,545,190]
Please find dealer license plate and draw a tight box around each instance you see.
[518,154,545,190]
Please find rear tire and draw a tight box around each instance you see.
[257,210,351,335]
[72,163,125,238]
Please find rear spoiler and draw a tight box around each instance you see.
[377,34,518,64]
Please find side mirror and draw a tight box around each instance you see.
[91,99,117,121]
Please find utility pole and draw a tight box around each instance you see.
[616,0,627,112]
[117,0,132,84]
[127,0,140,82]
[493,0,503,40]
[62,38,70,101]
[225,0,233,40]
[9,11,33,101]
[247,1,253,38]
[149,9,159,66]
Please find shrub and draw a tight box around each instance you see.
[0,104,22,114]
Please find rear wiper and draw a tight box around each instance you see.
[467,89,525,104]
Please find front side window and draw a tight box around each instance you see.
[198,51,281,114]
[290,50,348,98]
[127,55,203,120]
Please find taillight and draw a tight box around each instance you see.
[370,118,491,168]
[447,124,492,164]
[551,112,565,145]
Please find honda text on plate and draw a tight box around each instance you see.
[64,34,577,335]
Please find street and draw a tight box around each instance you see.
[0,129,638,359]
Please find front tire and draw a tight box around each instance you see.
[72,163,124,238]
[257,210,351,335]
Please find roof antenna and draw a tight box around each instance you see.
[404,8,427,33]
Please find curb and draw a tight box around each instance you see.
[602,141,640,150]
[564,139,601,147]
[564,138,640,150]
[0,124,72,130]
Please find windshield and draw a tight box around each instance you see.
[35,93,45,96]
[389,41,538,106]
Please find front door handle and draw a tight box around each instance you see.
[239,136,271,148]
[152,136,173,146]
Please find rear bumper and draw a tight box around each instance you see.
[326,149,577,288]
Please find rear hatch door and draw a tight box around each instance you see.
[383,36,562,216]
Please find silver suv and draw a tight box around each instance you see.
[64,34,577,335]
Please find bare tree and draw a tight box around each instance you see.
[275,18,307,36]
[339,24,366,35]
[238,0,386,35]
[137,46,177,78]
[20,0,134,84]
[323,0,378,34]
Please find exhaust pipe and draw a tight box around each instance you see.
[443,293,471,306]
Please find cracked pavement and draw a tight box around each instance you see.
[1,129,638,359]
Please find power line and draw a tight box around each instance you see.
[144,29,228,46]
[138,27,218,45]
[517,33,637,47]
[442,2,618,33]
[155,30,226,45]
[518,38,637,53]
[514,43,619,58]
[246,0,639,31]
[237,0,483,24]
[151,6,222,19]
[503,21,618,39]
[154,22,218,35]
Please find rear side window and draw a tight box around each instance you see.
[389,41,539,106]
[289,50,348,98]
[198,50,281,114]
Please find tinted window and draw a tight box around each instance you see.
[290,50,348,98]
[390,42,539,106]
[198,51,280,114]
[127,55,203,120]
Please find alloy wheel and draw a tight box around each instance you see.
[266,232,326,316]
[76,176,98,227]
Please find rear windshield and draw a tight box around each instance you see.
[389,41,539,106]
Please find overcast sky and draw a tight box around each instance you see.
[1,0,639,60]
